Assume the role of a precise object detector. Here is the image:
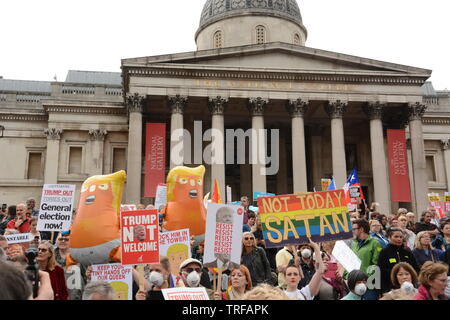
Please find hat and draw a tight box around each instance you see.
[179,258,203,271]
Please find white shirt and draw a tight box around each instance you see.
[285,285,313,300]
[445,277,450,298]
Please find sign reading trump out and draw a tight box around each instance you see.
[258,190,352,248]
[121,209,159,265]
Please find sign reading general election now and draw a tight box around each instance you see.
[257,190,353,248]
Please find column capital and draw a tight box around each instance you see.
[248,97,268,116]
[44,128,63,140]
[208,96,228,115]
[126,93,145,113]
[89,129,108,141]
[408,102,427,121]
[441,139,450,151]
[325,100,348,119]
[363,102,385,120]
[287,98,309,118]
[168,95,188,114]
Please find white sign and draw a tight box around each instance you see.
[203,203,244,271]
[162,287,209,300]
[37,184,76,232]
[91,264,133,300]
[332,240,362,273]
[226,186,232,204]
[154,184,167,211]
[5,233,33,244]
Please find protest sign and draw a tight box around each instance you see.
[5,233,33,244]
[91,264,133,300]
[121,209,159,265]
[332,240,362,273]
[154,184,167,211]
[159,229,191,277]
[37,184,76,232]
[203,203,244,270]
[258,190,353,248]
[162,287,209,300]
[253,192,275,202]
[349,186,362,205]
[428,193,445,218]
[121,204,137,212]
[445,193,450,213]
[226,186,232,204]
[321,179,332,191]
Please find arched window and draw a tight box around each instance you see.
[294,34,301,45]
[214,31,223,48]
[256,25,266,44]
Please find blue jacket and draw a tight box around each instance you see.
[370,232,389,249]
[412,248,443,268]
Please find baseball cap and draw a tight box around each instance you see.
[179,258,203,271]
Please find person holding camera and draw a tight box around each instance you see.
[6,203,31,233]
[37,240,68,300]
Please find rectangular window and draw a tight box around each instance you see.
[27,153,42,179]
[426,156,437,182]
[112,148,126,172]
[68,147,82,174]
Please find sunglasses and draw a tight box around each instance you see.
[184,267,201,273]
[38,248,48,253]
[58,238,69,242]
[244,237,254,240]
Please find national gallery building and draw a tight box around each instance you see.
[1,0,449,216]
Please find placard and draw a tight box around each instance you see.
[161,287,209,300]
[445,193,450,213]
[332,240,362,273]
[5,233,33,244]
[91,264,133,300]
[159,229,191,277]
[154,184,167,211]
[321,179,332,192]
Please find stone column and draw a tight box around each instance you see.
[363,102,390,215]
[276,126,288,195]
[88,129,108,176]
[209,96,228,198]
[408,102,428,215]
[44,128,63,184]
[168,95,187,169]
[248,97,268,195]
[325,100,348,187]
[287,99,308,193]
[125,93,145,205]
[310,125,324,191]
[441,139,450,190]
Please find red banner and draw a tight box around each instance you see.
[121,209,159,265]
[145,123,166,198]
[387,129,412,202]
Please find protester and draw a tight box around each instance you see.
[6,203,30,233]
[389,262,419,295]
[36,240,68,300]
[380,289,415,300]
[297,244,316,288]
[214,265,252,300]
[178,258,215,299]
[341,270,369,300]
[243,212,256,232]
[433,221,450,251]
[275,245,297,289]
[428,207,442,227]
[316,251,347,300]
[240,196,254,225]
[82,281,115,300]
[390,216,399,228]
[0,205,16,235]
[377,214,388,233]
[350,218,382,300]
[397,208,408,217]
[406,212,416,233]
[136,257,174,300]
[369,219,389,249]
[54,233,70,267]
[241,231,273,286]
[398,215,416,249]
[378,227,420,293]
[241,283,289,300]
[415,211,439,236]
[252,217,265,248]
[412,231,442,268]
[415,262,449,300]
[27,198,39,217]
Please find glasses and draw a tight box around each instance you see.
[38,248,48,253]
[58,238,69,242]
[244,237,255,240]
[352,227,361,231]
[184,267,201,273]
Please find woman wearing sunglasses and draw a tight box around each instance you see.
[241,232,273,286]
[37,240,68,300]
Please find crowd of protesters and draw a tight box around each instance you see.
[1,196,450,301]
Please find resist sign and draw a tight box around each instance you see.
[121,209,159,265]
[37,184,76,232]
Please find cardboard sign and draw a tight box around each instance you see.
[159,229,191,276]
[121,204,137,212]
[91,264,133,300]
[445,193,450,213]
[226,186,232,204]
[332,240,362,273]
[321,179,332,192]
[203,203,244,270]
[5,233,33,244]
[258,190,353,248]
[349,186,362,205]
[154,184,167,211]
[121,209,160,265]
[37,184,76,232]
[428,193,445,218]
[162,287,209,300]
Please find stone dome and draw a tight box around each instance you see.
[197,0,306,35]
[195,0,308,50]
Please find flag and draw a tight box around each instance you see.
[327,178,336,191]
[211,179,222,204]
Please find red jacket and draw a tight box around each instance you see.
[414,285,448,300]
[7,218,31,233]
[46,266,69,300]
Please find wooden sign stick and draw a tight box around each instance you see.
[217,268,223,292]
[137,264,145,292]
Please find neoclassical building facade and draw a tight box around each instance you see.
[1,0,449,217]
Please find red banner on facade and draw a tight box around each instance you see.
[387,129,412,202]
[145,123,166,198]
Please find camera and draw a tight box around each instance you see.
[24,248,40,298]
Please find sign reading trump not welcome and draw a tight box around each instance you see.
[258,190,352,248]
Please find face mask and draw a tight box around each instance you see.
[401,281,415,293]
[149,271,164,287]
[301,249,312,259]
[186,271,201,287]
[354,283,367,296]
